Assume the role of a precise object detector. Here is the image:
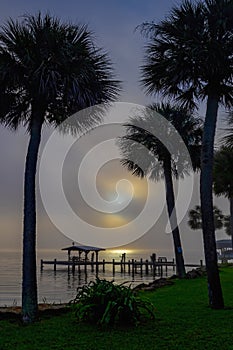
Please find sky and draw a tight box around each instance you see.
[0,0,230,260]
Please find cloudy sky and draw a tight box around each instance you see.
[0,0,229,260]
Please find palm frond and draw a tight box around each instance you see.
[213,146,233,198]
[0,12,121,132]
[139,0,233,109]
[118,103,202,182]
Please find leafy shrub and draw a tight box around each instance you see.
[70,278,155,326]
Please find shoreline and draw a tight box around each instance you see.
[0,303,69,320]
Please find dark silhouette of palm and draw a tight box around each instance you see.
[0,13,120,322]
[138,0,233,309]
[223,216,231,237]
[223,113,233,149]
[118,103,202,279]
[213,146,233,248]
[188,205,224,231]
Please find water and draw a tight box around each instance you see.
[0,249,202,306]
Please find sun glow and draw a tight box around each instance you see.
[101,214,129,227]
[109,249,133,255]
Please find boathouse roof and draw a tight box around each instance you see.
[216,239,232,249]
[61,245,105,252]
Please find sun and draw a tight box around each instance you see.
[109,249,133,255]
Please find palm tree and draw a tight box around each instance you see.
[213,146,233,248]
[118,103,202,278]
[0,13,120,322]
[138,0,233,309]
[223,113,233,149]
[223,216,232,237]
[188,205,224,231]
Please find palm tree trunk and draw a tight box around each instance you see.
[200,95,224,309]
[230,197,233,250]
[22,112,43,322]
[163,157,186,278]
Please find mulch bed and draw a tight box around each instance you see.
[0,303,69,321]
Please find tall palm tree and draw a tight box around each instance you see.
[213,146,233,248]
[118,103,202,278]
[138,0,233,309]
[0,13,120,322]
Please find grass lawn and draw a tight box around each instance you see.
[1,266,233,350]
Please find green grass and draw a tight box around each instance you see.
[1,267,233,350]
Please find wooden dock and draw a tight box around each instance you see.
[40,257,203,278]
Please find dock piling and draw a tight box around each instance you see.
[145,259,149,274]
[128,260,130,274]
[132,259,135,277]
[140,258,143,275]
[72,257,75,274]
[120,260,123,273]
[40,255,202,278]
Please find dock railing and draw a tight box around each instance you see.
[40,256,203,277]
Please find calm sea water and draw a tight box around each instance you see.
[0,249,202,306]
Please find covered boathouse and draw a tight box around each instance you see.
[216,239,233,262]
[61,244,105,264]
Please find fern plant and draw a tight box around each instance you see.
[70,278,155,326]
